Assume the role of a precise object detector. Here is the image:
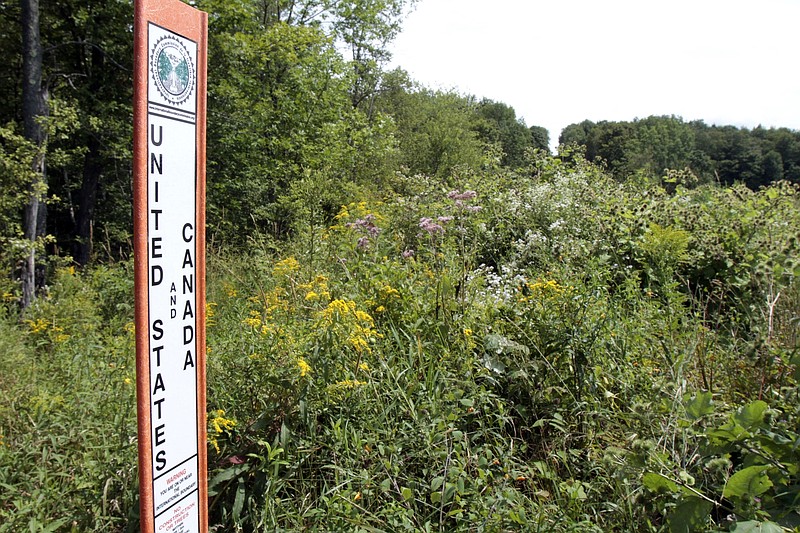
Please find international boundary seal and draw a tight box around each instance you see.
[151,34,195,106]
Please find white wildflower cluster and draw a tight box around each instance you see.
[471,264,527,305]
[512,230,548,257]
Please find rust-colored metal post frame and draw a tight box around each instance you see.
[134,0,208,531]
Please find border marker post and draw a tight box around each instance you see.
[133,0,208,531]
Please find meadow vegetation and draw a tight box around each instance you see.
[2,150,798,531]
[3,0,800,530]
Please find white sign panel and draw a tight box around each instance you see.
[146,23,200,532]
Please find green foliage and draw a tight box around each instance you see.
[0,122,37,245]
[560,115,800,188]
[375,71,485,178]
[642,395,800,532]
[198,157,799,531]
[0,265,138,531]
[529,125,550,153]
[205,16,400,242]
[37,0,134,262]
[0,98,82,299]
[475,99,542,167]
[1,153,799,531]
[624,115,697,177]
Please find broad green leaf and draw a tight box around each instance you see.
[684,391,714,420]
[729,520,784,533]
[482,354,506,374]
[733,401,769,431]
[401,486,412,501]
[723,465,773,499]
[484,334,529,357]
[208,464,250,489]
[707,421,748,447]
[667,496,712,533]
[443,482,456,503]
[643,472,681,494]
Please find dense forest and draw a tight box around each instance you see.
[1,1,799,532]
[560,116,800,190]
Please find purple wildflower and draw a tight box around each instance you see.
[419,217,444,234]
[447,190,477,201]
[446,189,481,212]
[347,214,381,247]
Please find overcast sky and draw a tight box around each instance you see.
[387,0,800,149]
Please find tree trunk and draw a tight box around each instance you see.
[20,0,47,309]
[73,43,105,267]
[74,136,102,266]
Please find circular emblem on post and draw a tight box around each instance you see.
[151,35,195,105]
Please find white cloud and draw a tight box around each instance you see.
[388,0,800,148]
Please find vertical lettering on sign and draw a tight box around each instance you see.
[146,22,200,530]
[135,2,207,530]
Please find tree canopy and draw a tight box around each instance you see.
[560,115,800,187]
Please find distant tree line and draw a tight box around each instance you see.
[560,115,800,188]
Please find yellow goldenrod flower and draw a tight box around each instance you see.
[243,316,262,329]
[208,408,238,452]
[327,380,367,395]
[223,283,238,298]
[297,358,311,377]
[349,336,370,353]
[24,318,49,334]
[321,299,352,322]
[272,257,300,278]
[206,302,217,319]
[334,205,350,220]
[380,285,400,298]
[354,310,374,324]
